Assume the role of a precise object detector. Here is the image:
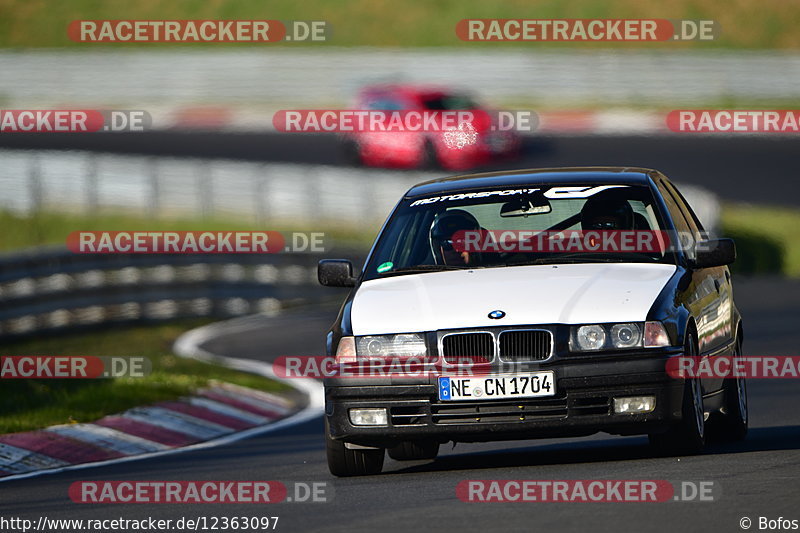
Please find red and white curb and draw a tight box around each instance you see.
[0,317,324,482]
[536,110,665,135]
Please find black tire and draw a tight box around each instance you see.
[387,440,440,461]
[715,339,748,441]
[649,331,706,455]
[325,420,384,477]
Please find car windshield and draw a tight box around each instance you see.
[363,183,675,280]
[363,97,406,111]
[420,93,479,110]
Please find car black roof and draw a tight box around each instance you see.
[406,167,661,198]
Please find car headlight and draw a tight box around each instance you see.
[356,333,427,359]
[570,322,667,352]
[610,323,642,348]
[572,325,607,351]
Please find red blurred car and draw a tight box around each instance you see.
[344,84,521,170]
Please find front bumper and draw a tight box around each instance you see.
[325,351,685,447]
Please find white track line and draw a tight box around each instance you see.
[0,443,69,474]
[0,314,324,483]
[200,386,292,415]
[46,424,169,455]
[186,397,271,425]
[213,382,294,411]
[121,408,232,440]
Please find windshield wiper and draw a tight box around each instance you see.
[380,264,469,276]
[504,253,659,267]
[502,257,609,267]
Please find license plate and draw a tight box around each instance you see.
[438,372,555,401]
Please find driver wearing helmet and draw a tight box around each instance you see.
[580,191,635,231]
[430,209,481,266]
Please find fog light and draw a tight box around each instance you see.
[613,396,656,414]
[349,408,388,426]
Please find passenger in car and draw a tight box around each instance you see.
[430,209,481,266]
[580,191,635,231]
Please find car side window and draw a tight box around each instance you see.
[364,97,405,111]
[656,180,696,260]
[663,180,706,234]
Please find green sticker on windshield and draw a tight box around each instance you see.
[377,261,393,273]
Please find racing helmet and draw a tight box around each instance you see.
[430,209,480,264]
[580,191,634,231]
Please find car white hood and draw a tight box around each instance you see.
[350,263,677,335]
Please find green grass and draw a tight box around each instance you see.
[721,203,800,278]
[0,0,798,49]
[0,210,376,253]
[0,321,292,434]
[0,208,349,434]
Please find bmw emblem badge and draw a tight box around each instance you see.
[488,310,506,319]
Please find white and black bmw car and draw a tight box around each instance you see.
[318,167,746,476]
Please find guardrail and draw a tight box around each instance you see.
[0,149,419,226]
[2,50,799,108]
[0,247,362,339]
[0,149,720,232]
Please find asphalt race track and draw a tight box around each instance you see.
[1,131,798,207]
[1,134,799,532]
[1,277,799,532]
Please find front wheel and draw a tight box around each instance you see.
[649,331,706,455]
[325,420,384,477]
[714,339,748,441]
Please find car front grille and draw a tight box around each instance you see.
[498,330,551,362]
[439,328,553,364]
[431,397,568,425]
[388,395,610,427]
[441,332,494,363]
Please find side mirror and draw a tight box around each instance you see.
[318,259,357,287]
[691,238,736,268]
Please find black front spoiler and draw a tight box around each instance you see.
[325,352,687,447]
